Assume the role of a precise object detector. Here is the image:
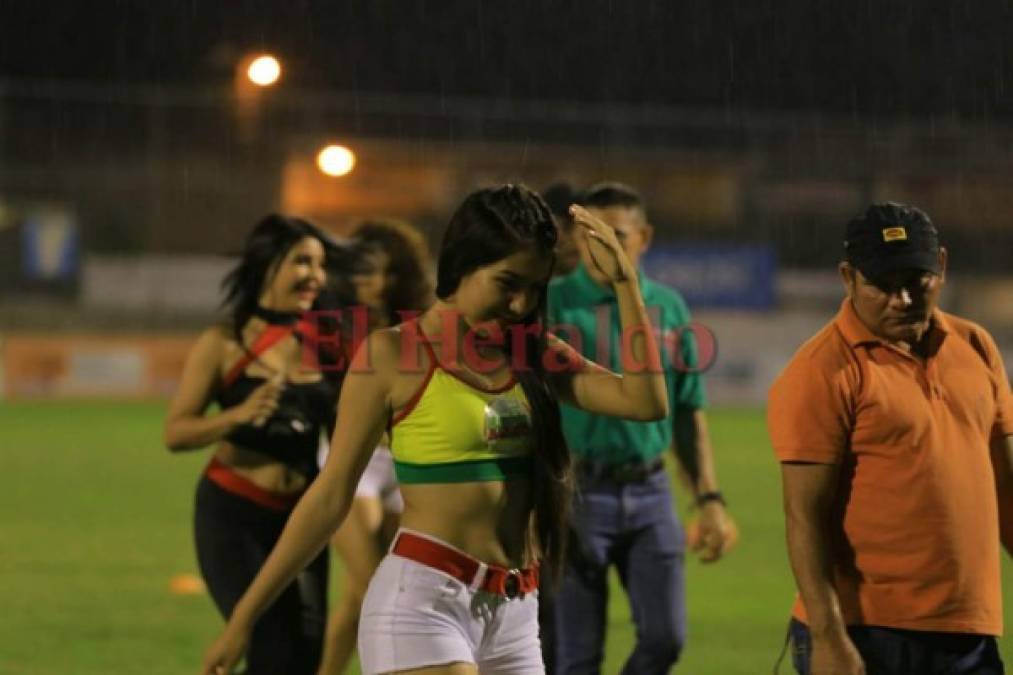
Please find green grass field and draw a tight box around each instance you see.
[0,402,1009,674]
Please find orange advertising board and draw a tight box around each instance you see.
[1,333,196,399]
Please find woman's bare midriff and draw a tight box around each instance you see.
[397,478,536,569]
[214,441,309,494]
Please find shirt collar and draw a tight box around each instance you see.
[569,262,648,303]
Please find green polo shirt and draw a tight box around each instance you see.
[547,263,707,465]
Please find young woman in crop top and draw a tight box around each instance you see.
[201,186,670,675]
[165,214,350,675]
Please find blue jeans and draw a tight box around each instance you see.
[553,467,687,675]
[789,618,1004,675]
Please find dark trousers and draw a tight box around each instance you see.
[552,467,687,675]
[789,618,1004,675]
[194,476,328,675]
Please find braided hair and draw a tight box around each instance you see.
[435,184,573,580]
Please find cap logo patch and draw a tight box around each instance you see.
[882,227,907,242]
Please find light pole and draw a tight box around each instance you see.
[233,52,282,144]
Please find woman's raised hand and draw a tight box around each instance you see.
[569,204,632,283]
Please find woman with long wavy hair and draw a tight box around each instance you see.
[165,214,351,675]
[201,185,669,675]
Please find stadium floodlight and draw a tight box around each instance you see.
[316,144,356,177]
[246,55,282,87]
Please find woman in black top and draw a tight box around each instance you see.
[164,214,350,675]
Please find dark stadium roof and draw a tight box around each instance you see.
[4,0,1013,119]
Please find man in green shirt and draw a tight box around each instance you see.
[546,183,732,674]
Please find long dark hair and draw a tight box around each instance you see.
[220,213,348,342]
[352,218,435,327]
[436,184,573,580]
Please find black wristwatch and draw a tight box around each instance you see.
[695,490,726,508]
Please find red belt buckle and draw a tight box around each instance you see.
[481,562,538,599]
[502,570,522,599]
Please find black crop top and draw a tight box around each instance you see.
[215,311,340,479]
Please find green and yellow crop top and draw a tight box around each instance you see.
[388,325,535,484]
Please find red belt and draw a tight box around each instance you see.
[205,457,302,512]
[391,531,539,599]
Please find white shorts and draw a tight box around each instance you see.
[319,442,403,513]
[358,546,544,674]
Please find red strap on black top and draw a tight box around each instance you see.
[222,324,295,387]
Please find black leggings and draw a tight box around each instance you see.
[194,475,328,675]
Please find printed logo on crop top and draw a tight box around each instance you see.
[483,397,533,450]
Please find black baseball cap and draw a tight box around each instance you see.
[844,202,941,281]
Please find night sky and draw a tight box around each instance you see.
[4,0,1013,120]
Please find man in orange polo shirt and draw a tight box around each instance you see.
[768,202,1013,675]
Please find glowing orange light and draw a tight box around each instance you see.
[316,145,356,177]
[247,55,281,86]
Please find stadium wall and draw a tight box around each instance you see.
[5,317,1010,405]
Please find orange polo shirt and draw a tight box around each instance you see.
[768,299,1013,635]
